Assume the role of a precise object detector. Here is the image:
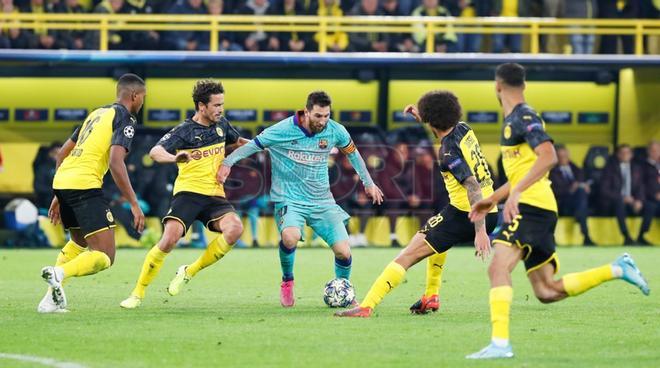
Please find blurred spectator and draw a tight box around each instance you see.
[314,0,349,52]
[411,0,457,53]
[162,0,207,51]
[330,154,369,246]
[641,140,659,217]
[85,0,125,50]
[540,0,564,53]
[22,0,67,49]
[449,0,494,52]
[202,0,242,51]
[411,145,441,225]
[120,0,160,50]
[599,144,654,245]
[492,0,533,53]
[564,0,597,54]
[598,0,640,54]
[273,0,316,52]
[32,142,61,213]
[53,0,87,49]
[549,145,594,246]
[348,0,391,52]
[378,142,415,246]
[383,0,420,52]
[235,0,279,51]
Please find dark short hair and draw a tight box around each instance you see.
[193,79,224,111]
[306,91,332,111]
[417,90,462,131]
[616,143,631,153]
[116,73,145,94]
[495,63,526,87]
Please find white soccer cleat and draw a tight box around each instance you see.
[41,266,67,309]
[37,287,69,313]
[119,295,142,309]
[167,265,191,296]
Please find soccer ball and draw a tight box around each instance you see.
[323,278,356,308]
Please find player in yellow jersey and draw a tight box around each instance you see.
[466,63,650,359]
[38,73,146,313]
[120,79,249,309]
[336,90,498,318]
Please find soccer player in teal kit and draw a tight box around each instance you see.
[218,91,383,307]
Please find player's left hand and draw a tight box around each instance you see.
[403,104,422,122]
[131,203,145,234]
[474,229,491,262]
[175,151,191,163]
[469,197,494,223]
[502,190,521,223]
[48,196,61,225]
[365,185,384,205]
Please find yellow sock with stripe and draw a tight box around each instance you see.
[562,264,615,296]
[424,252,447,297]
[55,240,86,266]
[360,261,406,309]
[60,250,111,279]
[490,286,513,347]
[186,234,233,277]
[131,246,168,299]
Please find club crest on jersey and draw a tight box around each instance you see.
[318,139,328,149]
[124,126,135,139]
[216,126,224,137]
[106,210,114,223]
[503,124,512,139]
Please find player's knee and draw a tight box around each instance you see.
[281,230,300,248]
[222,220,243,243]
[159,233,179,251]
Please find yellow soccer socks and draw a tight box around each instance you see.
[55,240,86,266]
[60,250,111,279]
[186,234,233,277]
[360,261,406,309]
[131,245,168,299]
[562,264,615,296]
[424,252,447,297]
[490,286,513,347]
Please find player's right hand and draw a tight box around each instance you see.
[48,196,61,225]
[403,104,422,122]
[365,184,384,205]
[474,229,491,262]
[469,197,495,223]
[131,204,145,234]
[175,151,191,163]
[217,164,231,184]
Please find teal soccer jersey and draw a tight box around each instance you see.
[253,111,352,206]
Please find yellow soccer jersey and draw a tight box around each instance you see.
[439,122,496,212]
[157,116,241,197]
[53,103,136,190]
[500,103,558,213]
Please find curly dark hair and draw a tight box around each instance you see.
[417,90,462,131]
[495,63,526,87]
[193,79,224,111]
[306,91,332,110]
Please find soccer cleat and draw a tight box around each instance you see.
[614,253,650,295]
[409,294,440,314]
[466,343,514,359]
[41,266,67,309]
[334,306,373,318]
[119,295,142,309]
[37,287,69,313]
[168,265,191,296]
[280,280,295,307]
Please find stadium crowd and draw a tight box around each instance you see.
[1,0,659,53]
[30,124,660,247]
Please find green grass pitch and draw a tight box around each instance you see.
[0,247,657,367]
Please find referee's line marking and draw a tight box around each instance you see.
[0,353,88,368]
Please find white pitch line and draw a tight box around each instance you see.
[0,353,88,368]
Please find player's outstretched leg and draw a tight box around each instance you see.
[169,215,242,296]
[121,220,182,309]
[38,239,86,313]
[336,233,433,318]
[410,251,447,314]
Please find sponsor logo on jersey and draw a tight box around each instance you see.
[287,150,325,163]
[190,146,225,160]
